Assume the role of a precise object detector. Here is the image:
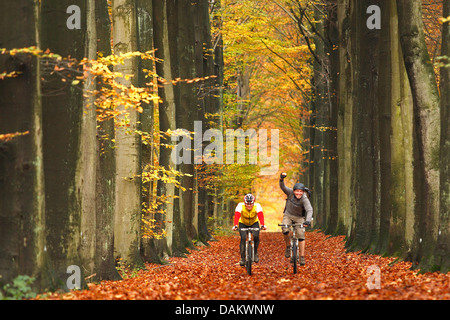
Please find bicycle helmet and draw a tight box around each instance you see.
[244,194,255,204]
[293,183,306,191]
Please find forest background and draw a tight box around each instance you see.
[0,0,449,294]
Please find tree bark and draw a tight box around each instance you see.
[112,0,144,267]
[397,0,441,271]
[386,0,415,258]
[312,1,327,231]
[152,0,177,258]
[336,0,355,238]
[0,0,46,291]
[193,0,216,244]
[136,0,163,264]
[164,0,191,257]
[325,0,339,236]
[348,0,379,252]
[437,0,450,273]
[94,0,121,281]
[40,0,86,290]
[176,0,198,247]
[78,0,100,282]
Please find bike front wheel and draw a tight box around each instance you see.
[292,239,298,274]
[246,242,253,275]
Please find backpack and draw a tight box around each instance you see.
[304,187,312,199]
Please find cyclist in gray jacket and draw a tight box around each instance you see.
[279,173,313,266]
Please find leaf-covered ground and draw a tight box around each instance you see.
[38,231,449,300]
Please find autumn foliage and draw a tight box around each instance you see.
[37,231,449,300]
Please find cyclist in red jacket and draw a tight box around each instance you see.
[232,194,266,266]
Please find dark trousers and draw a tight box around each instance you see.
[238,222,260,260]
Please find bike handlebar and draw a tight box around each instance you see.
[278,223,305,228]
[239,227,260,231]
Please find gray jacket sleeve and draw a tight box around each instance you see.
[302,195,313,223]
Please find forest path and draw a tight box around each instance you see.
[40,231,449,300]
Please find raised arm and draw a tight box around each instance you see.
[279,174,292,195]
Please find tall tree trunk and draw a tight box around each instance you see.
[336,0,355,238]
[348,0,379,252]
[312,2,327,230]
[94,0,121,281]
[211,1,226,235]
[437,0,450,273]
[373,0,391,254]
[397,0,441,271]
[78,0,100,282]
[325,0,339,235]
[136,0,162,264]
[152,0,177,257]
[0,0,45,291]
[165,0,191,257]
[136,0,154,175]
[40,0,86,290]
[175,0,198,247]
[112,0,143,267]
[193,0,215,244]
[311,0,339,234]
[386,0,415,258]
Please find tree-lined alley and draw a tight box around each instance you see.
[38,232,450,300]
[1,0,449,298]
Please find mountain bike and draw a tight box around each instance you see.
[278,223,305,274]
[239,227,260,275]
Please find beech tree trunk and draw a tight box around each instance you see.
[78,0,100,282]
[336,0,356,238]
[195,0,219,244]
[325,0,339,236]
[112,0,143,267]
[94,0,121,281]
[397,0,441,271]
[176,0,197,247]
[346,0,379,252]
[40,0,87,290]
[437,0,450,273]
[312,2,327,230]
[334,0,417,259]
[386,0,415,258]
[0,0,45,291]
[152,0,177,258]
[136,0,163,264]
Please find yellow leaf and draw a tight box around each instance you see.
[441,16,450,23]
